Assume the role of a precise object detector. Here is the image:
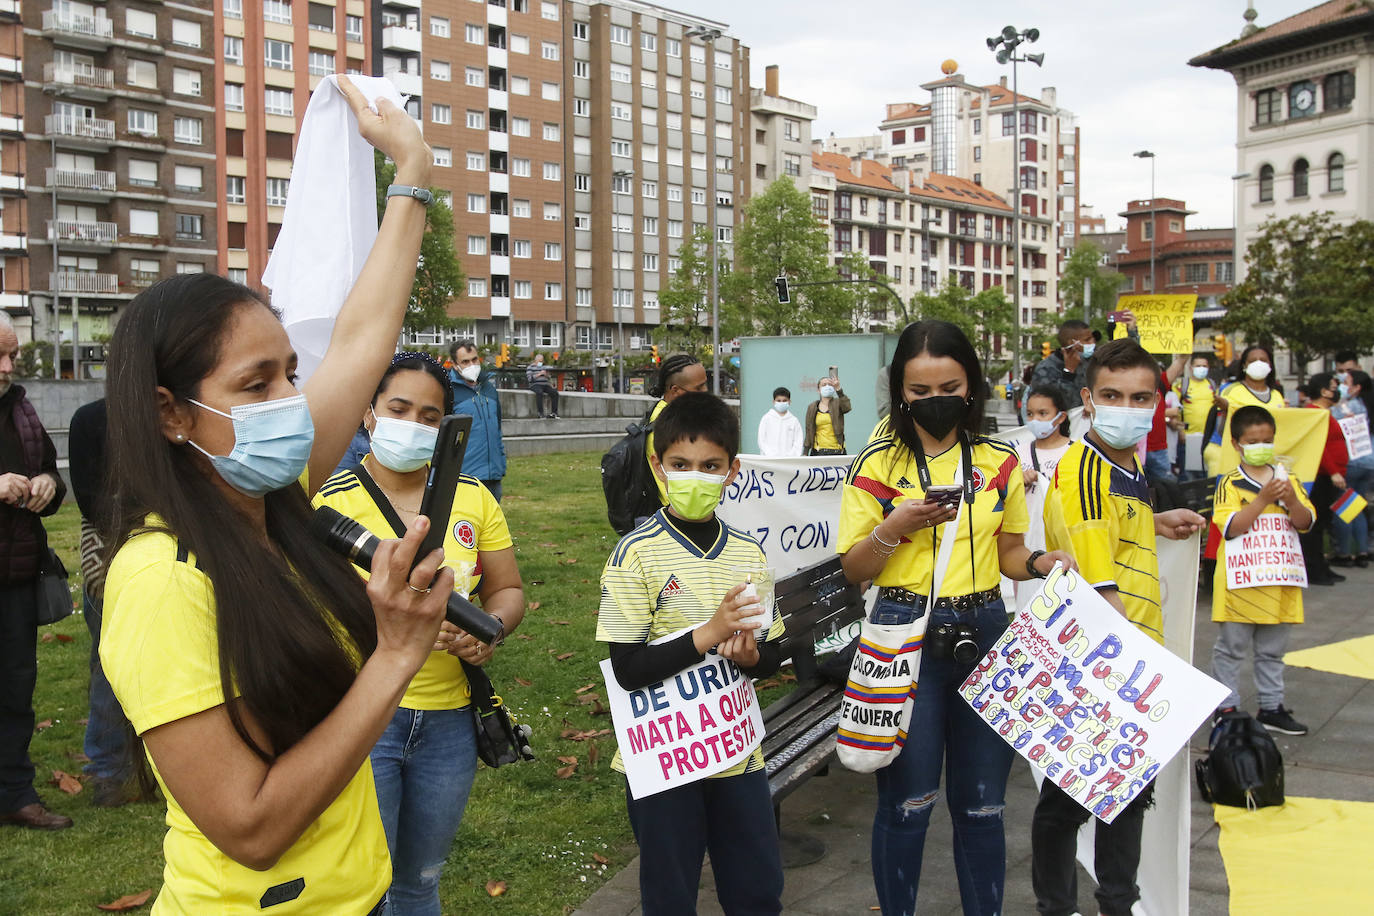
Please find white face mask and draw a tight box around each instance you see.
[1245,360,1271,381]
[772,401,790,414]
[1192,366,1209,380]
[459,363,481,383]
[369,409,439,473]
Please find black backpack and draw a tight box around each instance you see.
[1195,710,1285,809]
[601,412,661,536]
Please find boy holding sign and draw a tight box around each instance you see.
[1211,406,1314,735]
[597,392,786,915]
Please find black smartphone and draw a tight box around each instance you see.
[414,414,472,569]
[924,485,963,511]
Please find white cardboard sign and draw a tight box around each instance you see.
[1223,513,1307,590]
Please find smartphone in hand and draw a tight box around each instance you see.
[413,415,473,570]
[923,484,963,511]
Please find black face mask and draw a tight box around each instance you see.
[903,395,968,440]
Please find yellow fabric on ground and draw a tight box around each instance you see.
[1284,633,1374,681]
[1216,796,1374,913]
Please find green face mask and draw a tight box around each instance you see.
[1241,442,1275,466]
[663,470,728,519]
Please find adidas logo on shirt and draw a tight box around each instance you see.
[895,476,914,489]
[658,575,684,601]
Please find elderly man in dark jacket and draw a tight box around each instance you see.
[0,315,71,830]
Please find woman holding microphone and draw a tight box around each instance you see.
[314,353,525,915]
[100,79,442,914]
[838,320,1075,916]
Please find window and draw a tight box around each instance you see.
[510,76,529,95]
[467,235,487,255]
[541,81,560,101]
[172,67,201,97]
[667,220,682,238]
[690,116,705,135]
[464,67,484,88]
[432,104,452,125]
[543,202,561,221]
[610,25,631,45]
[432,60,451,81]
[127,109,158,137]
[513,239,531,258]
[262,1,291,24]
[545,282,562,300]
[345,15,363,42]
[1293,157,1309,197]
[542,2,559,20]
[511,158,531,177]
[1258,164,1274,202]
[434,148,453,168]
[466,151,485,171]
[514,280,532,299]
[129,208,158,236]
[225,175,245,204]
[308,51,333,76]
[611,102,631,121]
[541,41,559,60]
[543,123,560,141]
[126,8,156,39]
[1324,71,1355,110]
[610,64,631,83]
[308,2,333,31]
[812,195,828,219]
[465,23,483,43]
[690,82,705,100]
[509,34,529,54]
[716,155,732,172]
[173,117,203,145]
[973,117,981,135]
[1255,89,1281,125]
[266,178,289,206]
[574,99,590,116]
[430,16,450,37]
[123,58,157,88]
[1185,263,1209,284]
[610,140,632,159]
[466,109,484,130]
[542,162,561,181]
[544,242,561,260]
[1217,261,1234,284]
[265,39,292,70]
[129,160,157,187]
[224,0,243,19]
[176,213,203,240]
[466,192,485,213]
[468,278,487,297]
[572,22,587,40]
[264,89,293,116]
[973,146,982,162]
[1002,112,1015,135]
[224,35,243,64]
[667,186,682,202]
[174,165,202,191]
[643,216,658,234]
[715,85,731,104]
[512,118,530,137]
[1328,152,1345,192]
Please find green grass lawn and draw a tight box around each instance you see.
[2,451,643,915]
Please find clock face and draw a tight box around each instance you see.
[1292,83,1316,114]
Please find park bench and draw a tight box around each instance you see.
[759,556,867,865]
[1177,475,1217,520]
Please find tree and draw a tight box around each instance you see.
[374,150,466,335]
[723,178,863,337]
[1059,240,1125,326]
[1220,212,1374,380]
[909,281,1014,378]
[657,226,715,355]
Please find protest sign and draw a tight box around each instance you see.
[600,646,765,799]
[1110,294,1197,354]
[717,455,854,575]
[1223,512,1306,589]
[1337,413,1372,461]
[960,564,1226,824]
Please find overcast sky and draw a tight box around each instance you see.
[682,0,1316,231]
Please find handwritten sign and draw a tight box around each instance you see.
[600,648,764,798]
[718,455,854,575]
[1224,513,1307,590]
[959,566,1227,823]
[1337,413,1372,461]
[1111,294,1197,354]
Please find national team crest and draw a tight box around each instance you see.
[970,467,986,492]
[453,519,477,550]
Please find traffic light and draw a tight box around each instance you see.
[1212,334,1231,364]
[774,275,790,304]
[1041,340,1052,359]
[497,342,510,367]
[651,344,661,364]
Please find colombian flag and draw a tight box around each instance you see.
[1332,488,1368,523]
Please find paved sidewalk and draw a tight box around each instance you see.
[575,565,1374,915]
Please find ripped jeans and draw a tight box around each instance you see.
[871,598,1014,916]
[372,706,478,916]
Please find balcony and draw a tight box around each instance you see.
[382,25,422,53]
[385,69,422,96]
[52,271,118,295]
[47,167,116,198]
[0,233,26,252]
[41,9,115,48]
[43,62,116,100]
[47,219,118,248]
[44,113,115,150]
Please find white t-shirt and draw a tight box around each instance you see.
[757,409,804,457]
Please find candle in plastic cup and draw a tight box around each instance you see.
[735,568,775,633]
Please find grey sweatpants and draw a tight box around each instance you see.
[1211,621,1292,710]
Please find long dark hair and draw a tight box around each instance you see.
[887,320,986,456]
[1235,344,1284,394]
[1349,370,1374,416]
[105,274,378,762]
[1027,384,1071,437]
[649,354,700,398]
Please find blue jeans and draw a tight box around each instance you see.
[870,597,1015,916]
[82,590,129,781]
[371,706,478,916]
[1144,448,1175,484]
[480,479,503,503]
[1332,463,1374,556]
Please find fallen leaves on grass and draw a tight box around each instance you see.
[35,719,53,731]
[485,879,507,897]
[755,678,781,690]
[560,727,613,741]
[40,632,54,643]
[527,600,542,611]
[575,693,600,705]
[39,632,74,644]
[592,853,610,865]
[550,620,571,626]
[50,769,82,795]
[555,652,575,661]
[555,762,578,779]
[55,633,74,642]
[557,755,578,765]
[514,677,533,687]
[574,683,597,694]
[96,889,153,911]
[514,633,534,641]
[590,699,609,716]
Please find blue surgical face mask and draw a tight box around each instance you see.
[1088,395,1155,450]
[1080,343,1096,359]
[772,401,790,414]
[187,394,315,497]
[1338,383,1350,401]
[1192,366,1209,380]
[820,385,837,399]
[1028,414,1063,440]
[369,409,439,473]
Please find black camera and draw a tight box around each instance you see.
[927,621,981,664]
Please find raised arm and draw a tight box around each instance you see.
[304,76,433,493]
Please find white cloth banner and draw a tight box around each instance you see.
[1223,513,1307,590]
[262,75,408,384]
[600,645,764,798]
[717,455,854,575]
[959,563,1226,824]
[1337,413,1372,461]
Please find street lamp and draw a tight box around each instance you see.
[686,25,724,395]
[613,168,633,394]
[987,25,1043,386]
[1230,171,1250,290]
[1134,150,1156,293]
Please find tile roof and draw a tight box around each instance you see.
[882,84,1042,124]
[917,174,1012,211]
[1191,0,1374,67]
[810,152,1012,212]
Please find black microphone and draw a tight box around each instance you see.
[310,506,505,646]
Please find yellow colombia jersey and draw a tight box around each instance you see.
[813,410,841,451]
[1043,438,1164,643]
[312,468,513,711]
[644,399,668,506]
[597,510,786,777]
[1212,466,1315,625]
[101,520,390,915]
[1173,376,1216,434]
[1210,381,1282,444]
[837,436,1029,596]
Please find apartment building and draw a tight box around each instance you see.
[750,64,813,188]
[22,0,216,367]
[0,1,24,318]
[810,150,1020,335]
